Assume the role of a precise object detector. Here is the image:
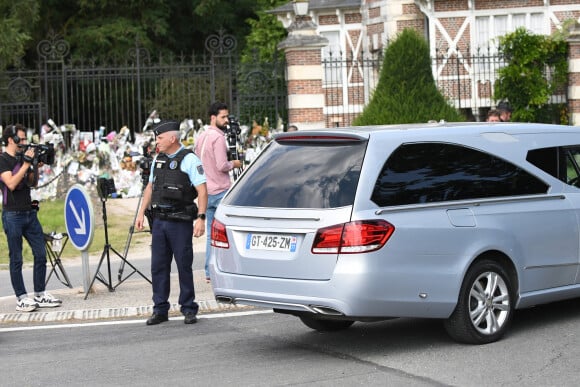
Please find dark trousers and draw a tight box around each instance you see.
[2,210,47,298]
[150,218,199,315]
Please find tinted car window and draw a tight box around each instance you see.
[526,147,563,181]
[527,146,580,187]
[224,139,366,208]
[565,148,580,187]
[372,143,549,207]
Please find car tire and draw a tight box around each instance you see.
[299,315,355,332]
[444,259,513,344]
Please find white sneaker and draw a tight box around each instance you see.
[16,297,39,312]
[34,292,62,308]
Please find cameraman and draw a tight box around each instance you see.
[195,102,242,283]
[136,120,207,326]
[0,124,62,312]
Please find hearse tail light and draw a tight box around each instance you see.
[211,219,229,249]
[311,220,395,254]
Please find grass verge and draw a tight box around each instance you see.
[0,198,151,265]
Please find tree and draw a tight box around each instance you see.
[353,29,464,125]
[241,0,288,63]
[2,0,268,65]
[494,27,568,123]
[0,0,40,69]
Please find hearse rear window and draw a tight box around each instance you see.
[224,139,366,208]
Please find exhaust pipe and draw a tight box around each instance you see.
[310,305,343,316]
[215,295,234,304]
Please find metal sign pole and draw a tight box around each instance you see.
[81,250,91,293]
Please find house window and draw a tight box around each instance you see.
[475,12,547,52]
[321,31,342,84]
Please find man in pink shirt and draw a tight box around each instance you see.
[195,102,242,282]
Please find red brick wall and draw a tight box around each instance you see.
[477,81,492,98]
[347,30,361,56]
[367,22,384,35]
[397,19,426,34]
[403,3,421,15]
[570,42,580,59]
[349,64,364,83]
[319,15,338,25]
[368,7,380,19]
[438,17,470,52]
[345,13,362,24]
[474,0,543,10]
[438,79,473,99]
[325,87,343,107]
[569,100,580,119]
[348,85,365,105]
[569,73,580,84]
[285,50,322,66]
[287,79,323,95]
[288,109,324,123]
[434,0,468,12]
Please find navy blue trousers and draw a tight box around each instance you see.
[150,218,199,315]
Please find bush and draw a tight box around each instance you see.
[494,27,568,123]
[354,29,464,125]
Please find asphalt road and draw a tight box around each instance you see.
[2,301,580,386]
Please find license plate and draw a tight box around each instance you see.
[246,233,297,252]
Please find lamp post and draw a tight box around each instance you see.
[293,0,309,18]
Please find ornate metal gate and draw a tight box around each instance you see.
[0,31,287,136]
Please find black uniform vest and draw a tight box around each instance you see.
[151,148,198,211]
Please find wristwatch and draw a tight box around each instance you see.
[197,213,206,220]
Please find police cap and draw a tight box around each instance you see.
[153,120,180,136]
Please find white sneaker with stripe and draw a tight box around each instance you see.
[34,292,62,308]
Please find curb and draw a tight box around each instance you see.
[0,299,251,324]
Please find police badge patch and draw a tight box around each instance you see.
[169,160,178,169]
[197,165,204,175]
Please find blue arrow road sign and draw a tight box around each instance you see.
[65,185,95,251]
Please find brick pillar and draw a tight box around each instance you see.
[568,21,580,126]
[278,15,328,130]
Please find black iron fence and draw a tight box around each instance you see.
[322,51,383,127]
[3,36,568,134]
[0,31,287,137]
[323,49,568,125]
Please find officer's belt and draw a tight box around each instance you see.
[150,205,184,214]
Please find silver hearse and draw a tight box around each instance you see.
[210,122,580,344]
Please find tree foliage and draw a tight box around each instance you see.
[354,29,464,125]
[0,0,40,69]
[241,0,288,63]
[494,27,569,123]
[1,0,276,65]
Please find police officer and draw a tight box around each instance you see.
[497,101,513,122]
[136,120,208,325]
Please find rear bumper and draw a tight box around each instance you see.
[210,264,457,319]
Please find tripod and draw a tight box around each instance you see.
[117,180,150,283]
[117,149,153,283]
[84,195,152,300]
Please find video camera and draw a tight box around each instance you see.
[19,143,55,165]
[97,177,117,200]
[225,115,242,162]
[138,142,154,187]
